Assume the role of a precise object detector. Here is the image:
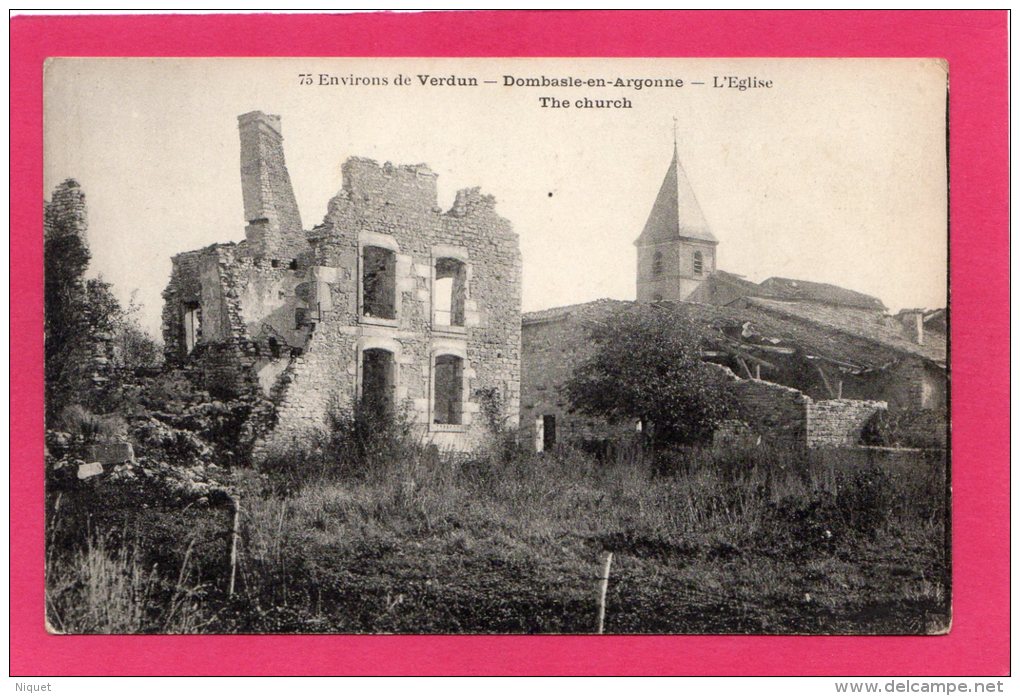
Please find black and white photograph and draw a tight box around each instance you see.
[42,57,949,635]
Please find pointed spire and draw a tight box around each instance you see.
[635,125,717,246]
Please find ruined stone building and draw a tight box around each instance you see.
[521,139,947,451]
[163,112,522,456]
[44,179,118,402]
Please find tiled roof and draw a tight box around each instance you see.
[686,270,763,306]
[757,277,886,311]
[522,296,946,370]
[522,298,631,325]
[739,297,946,364]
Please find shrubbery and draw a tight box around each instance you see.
[564,304,739,446]
[861,408,947,449]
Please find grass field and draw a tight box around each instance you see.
[45,440,949,634]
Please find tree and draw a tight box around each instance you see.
[112,290,163,371]
[45,212,161,420]
[563,304,737,446]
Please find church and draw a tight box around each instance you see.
[519,136,947,452]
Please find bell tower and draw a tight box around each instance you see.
[635,122,718,302]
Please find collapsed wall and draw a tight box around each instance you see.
[44,179,117,395]
[713,365,886,448]
[260,160,522,456]
[162,112,522,459]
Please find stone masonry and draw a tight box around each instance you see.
[520,299,887,452]
[715,365,887,448]
[520,300,638,452]
[45,179,117,390]
[163,112,522,457]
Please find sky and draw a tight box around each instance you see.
[44,58,949,338]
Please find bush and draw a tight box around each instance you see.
[130,417,212,464]
[563,304,738,446]
[56,405,128,443]
[765,465,895,554]
[861,408,947,449]
[325,396,419,470]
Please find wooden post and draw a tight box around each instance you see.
[596,552,613,634]
[736,356,754,380]
[815,364,837,398]
[228,494,240,597]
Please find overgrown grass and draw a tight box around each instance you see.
[225,440,947,633]
[46,437,949,634]
[45,533,213,634]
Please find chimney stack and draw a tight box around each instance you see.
[238,111,304,259]
[899,309,925,345]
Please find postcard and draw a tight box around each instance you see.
[11,10,1008,679]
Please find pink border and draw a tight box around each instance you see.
[11,11,1008,676]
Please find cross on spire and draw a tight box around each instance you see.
[672,116,679,153]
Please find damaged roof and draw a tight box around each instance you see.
[734,296,946,366]
[757,277,887,311]
[522,298,631,325]
[523,295,946,373]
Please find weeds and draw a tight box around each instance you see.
[45,533,213,634]
[47,428,948,633]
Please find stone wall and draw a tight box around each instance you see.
[45,179,117,392]
[806,398,887,448]
[728,376,811,443]
[44,179,88,240]
[520,300,639,451]
[259,159,522,455]
[162,244,266,399]
[164,112,521,458]
[844,358,945,412]
[723,375,885,448]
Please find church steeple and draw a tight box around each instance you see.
[635,126,718,303]
[635,123,716,247]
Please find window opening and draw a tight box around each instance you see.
[542,414,557,451]
[361,348,396,420]
[362,246,397,319]
[183,303,202,354]
[434,257,467,327]
[433,354,464,425]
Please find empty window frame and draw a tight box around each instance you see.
[183,302,202,354]
[360,348,396,420]
[542,414,557,451]
[433,354,464,425]
[362,246,397,319]
[652,250,664,277]
[693,250,704,276]
[434,257,467,327]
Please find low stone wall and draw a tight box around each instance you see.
[806,399,887,448]
[714,369,885,449]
